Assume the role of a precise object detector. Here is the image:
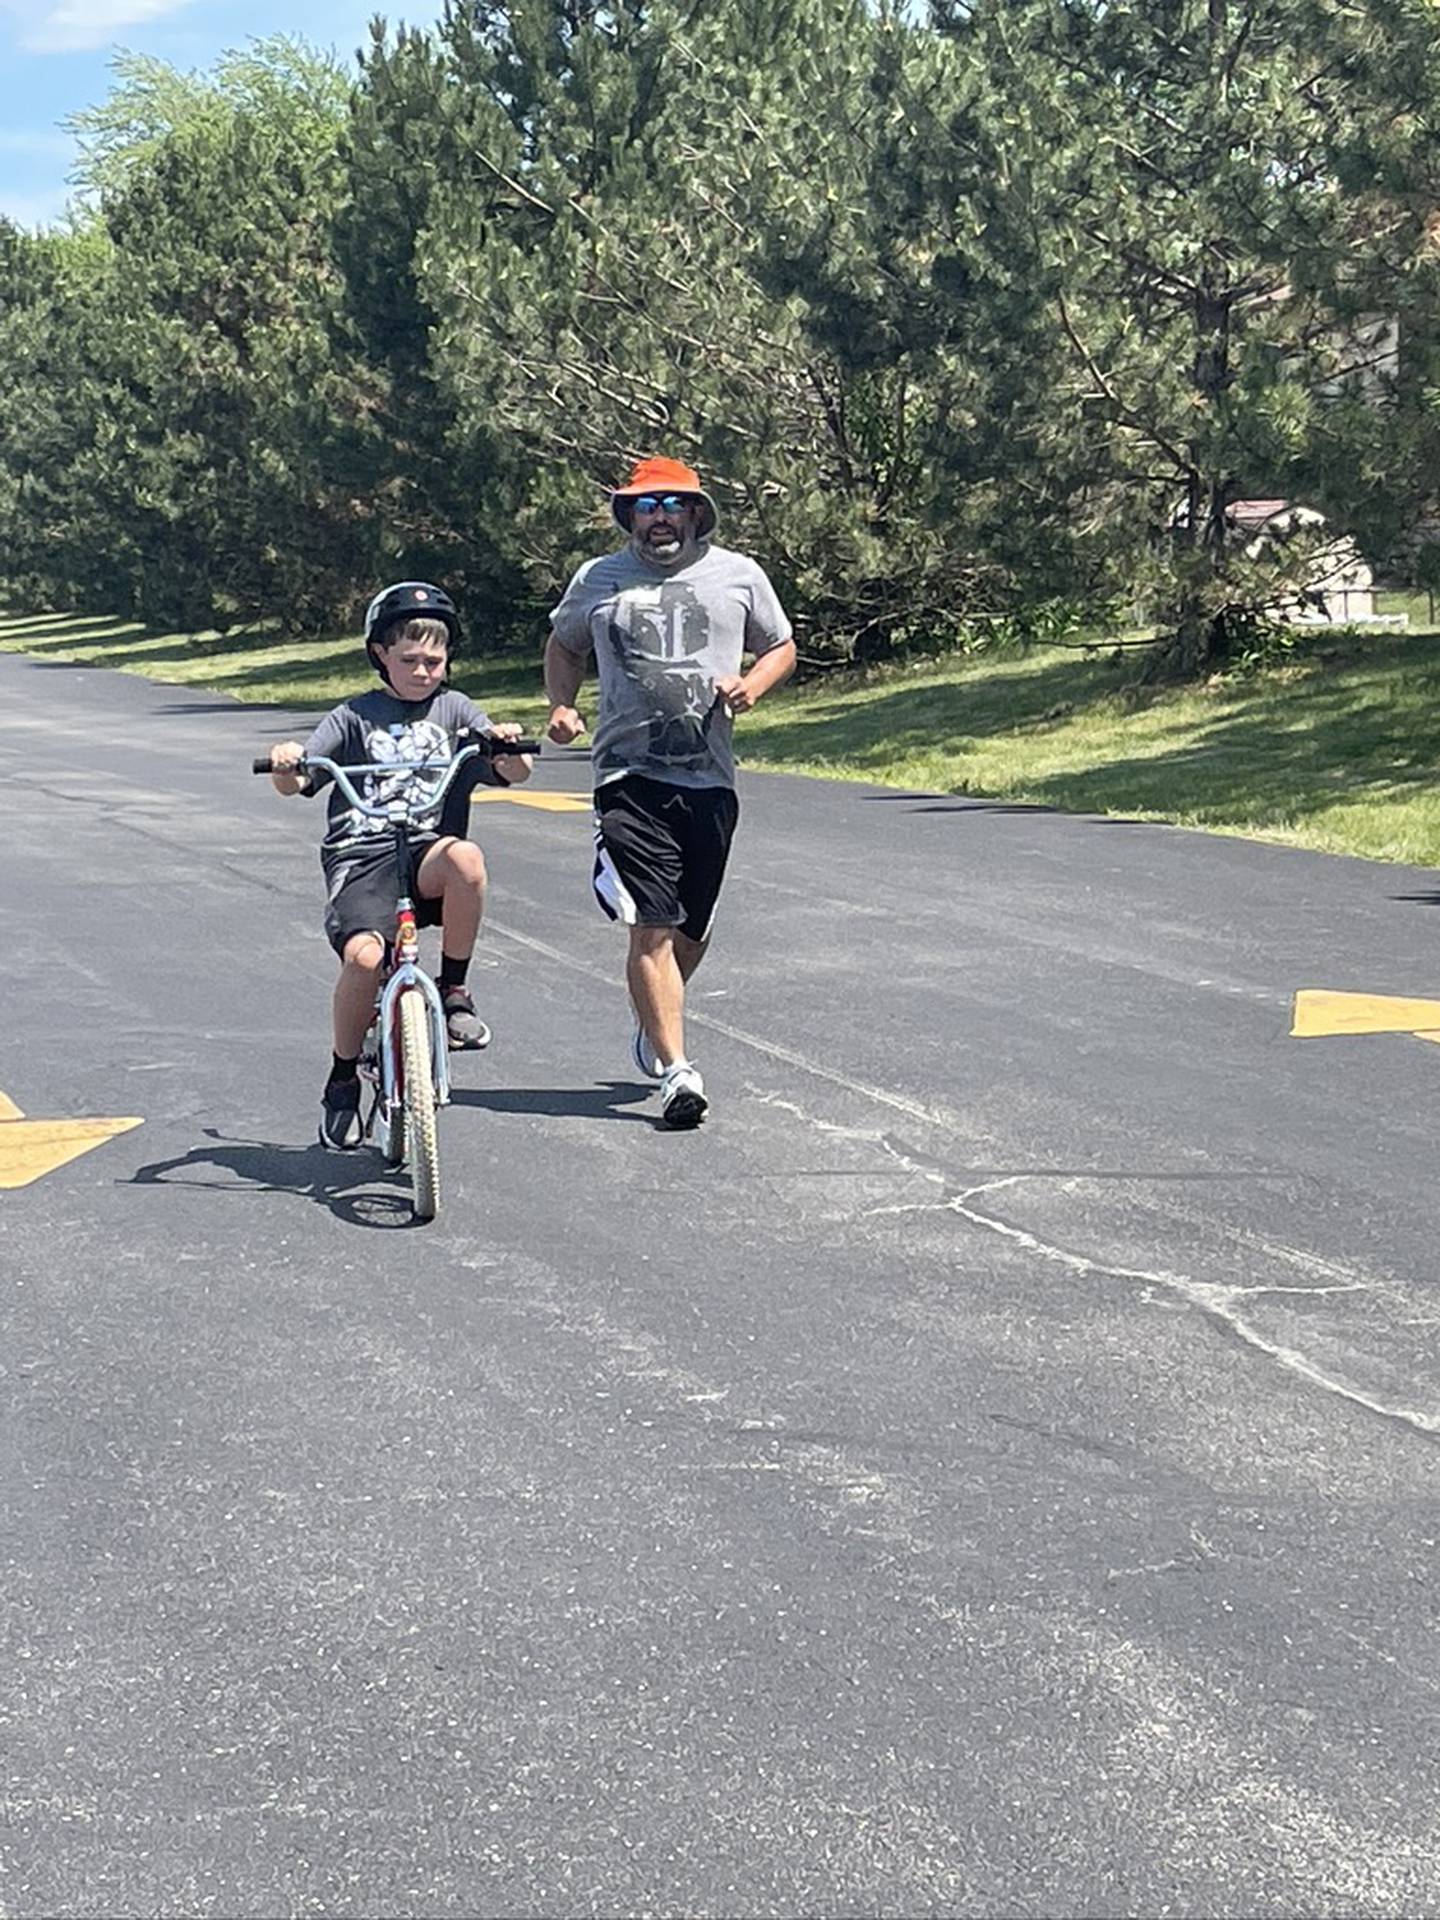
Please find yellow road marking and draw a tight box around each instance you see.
[1291,989,1440,1041]
[472,790,590,813]
[0,1088,142,1190]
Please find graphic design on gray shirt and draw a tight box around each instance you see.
[549,542,792,789]
[302,687,499,866]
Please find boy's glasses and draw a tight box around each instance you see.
[632,493,695,516]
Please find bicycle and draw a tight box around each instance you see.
[252,730,541,1223]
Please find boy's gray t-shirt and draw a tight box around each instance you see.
[301,687,500,868]
[549,541,792,789]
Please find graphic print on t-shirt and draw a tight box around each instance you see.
[606,580,716,774]
[334,717,452,846]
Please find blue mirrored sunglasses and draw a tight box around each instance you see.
[631,493,696,515]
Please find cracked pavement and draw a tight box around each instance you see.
[4,649,1440,1917]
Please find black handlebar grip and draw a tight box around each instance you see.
[252,757,275,774]
[457,730,543,757]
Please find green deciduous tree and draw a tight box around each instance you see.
[91,36,363,628]
[0,218,125,612]
[331,18,537,646]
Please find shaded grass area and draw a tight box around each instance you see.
[4,603,1438,866]
[739,615,1440,867]
[0,609,552,728]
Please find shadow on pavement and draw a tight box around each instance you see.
[450,1080,654,1123]
[861,793,1059,816]
[160,700,315,716]
[128,1128,417,1229]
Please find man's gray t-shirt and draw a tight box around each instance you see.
[549,541,792,789]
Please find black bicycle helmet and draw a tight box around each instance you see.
[364,580,461,653]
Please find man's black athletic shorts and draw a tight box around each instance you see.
[592,776,739,944]
[322,835,443,956]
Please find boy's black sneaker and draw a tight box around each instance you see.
[442,985,491,1051]
[319,1075,365,1151]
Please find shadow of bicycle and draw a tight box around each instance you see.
[129,1128,417,1229]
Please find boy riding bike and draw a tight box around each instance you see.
[266,581,533,1149]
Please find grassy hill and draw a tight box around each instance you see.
[5,603,1438,867]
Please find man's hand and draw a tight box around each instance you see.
[717,641,796,717]
[548,704,587,745]
[713,675,754,716]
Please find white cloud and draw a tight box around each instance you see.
[6,0,194,54]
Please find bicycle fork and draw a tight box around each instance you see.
[374,900,452,1119]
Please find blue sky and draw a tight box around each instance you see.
[0,0,440,227]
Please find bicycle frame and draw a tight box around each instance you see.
[373,885,451,1113]
[301,746,487,1122]
[253,727,539,1214]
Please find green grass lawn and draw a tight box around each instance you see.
[0,608,555,722]
[4,602,1438,867]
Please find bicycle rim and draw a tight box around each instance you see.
[398,988,440,1221]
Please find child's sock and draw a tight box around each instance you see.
[329,1052,360,1085]
[438,954,470,991]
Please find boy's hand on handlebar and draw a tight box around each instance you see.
[269,740,307,795]
[547,704,587,745]
[490,721,534,784]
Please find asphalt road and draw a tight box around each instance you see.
[4,646,1440,1918]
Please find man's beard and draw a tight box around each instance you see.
[636,524,694,565]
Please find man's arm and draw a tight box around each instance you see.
[544,631,590,744]
[715,562,796,713]
[715,637,796,714]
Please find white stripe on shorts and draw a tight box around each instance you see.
[592,834,639,925]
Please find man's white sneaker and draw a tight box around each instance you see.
[630,1022,664,1080]
[659,1062,707,1129]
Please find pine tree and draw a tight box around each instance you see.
[414,0,1035,661]
[930,0,1440,673]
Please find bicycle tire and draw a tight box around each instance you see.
[399,988,440,1221]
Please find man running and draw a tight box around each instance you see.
[545,456,796,1128]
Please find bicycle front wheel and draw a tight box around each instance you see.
[399,987,440,1222]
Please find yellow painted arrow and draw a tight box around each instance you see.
[472,790,590,814]
[1291,989,1440,1047]
[0,1089,143,1190]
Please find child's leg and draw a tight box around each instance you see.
[417,837,490,1047]
[416,836,487,975]
[319,930,384,1148]
[333,932,385,1061]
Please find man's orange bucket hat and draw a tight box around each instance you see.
[610,455,719,539]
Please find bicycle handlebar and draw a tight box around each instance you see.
[253,732,541,775]
[251,732,543,818]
